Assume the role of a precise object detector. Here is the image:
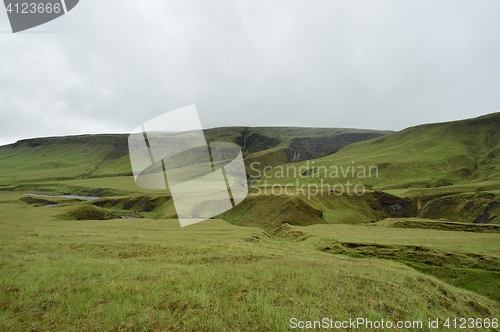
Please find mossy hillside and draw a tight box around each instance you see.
[419,194,500,224]
[0,134,130,182]
[262,112,500,190]
[244,113,500,224]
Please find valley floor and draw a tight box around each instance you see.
[1,190,499,331]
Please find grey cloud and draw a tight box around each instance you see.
[1,0,500,145]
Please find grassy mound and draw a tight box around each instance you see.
[57,206,119,220]
[218,194,326,228]
[421,194,500,224]
[0,216,499,331]
[92,195,173,219]
[19,196,57,207]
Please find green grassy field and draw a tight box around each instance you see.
[1,192,499,331]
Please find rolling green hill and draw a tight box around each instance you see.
[0,135,130,183]
[264,112,500,189]
[253,112,500,225]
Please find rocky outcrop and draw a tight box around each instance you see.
[284,133,385,162]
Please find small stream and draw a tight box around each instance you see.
[25,193,142,219]
[39,204,58,208]
[24,193,99,201]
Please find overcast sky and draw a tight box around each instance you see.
[1,0,500,146]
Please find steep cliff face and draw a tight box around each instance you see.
[284,133,384,162]
[234,131,282,153]
[225,127,389,178]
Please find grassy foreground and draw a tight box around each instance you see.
[1,191,499,331]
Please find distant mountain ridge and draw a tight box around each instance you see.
[0,126,390,183]
[2,113,499,189]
